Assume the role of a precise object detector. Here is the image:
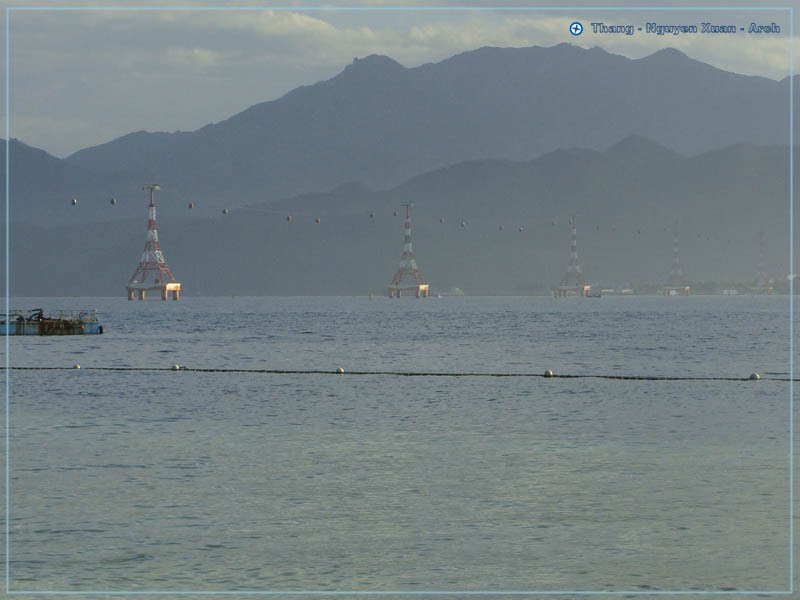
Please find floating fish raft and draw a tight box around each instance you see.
[1,309,103,335]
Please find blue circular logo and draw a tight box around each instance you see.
[569,21,584,36]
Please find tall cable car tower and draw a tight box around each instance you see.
[126,184,181,301]
[663,223,690,295]
[752,231,774,293]
[553,215,591,297]
[387,203,429,298]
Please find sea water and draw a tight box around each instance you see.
[2,295,794,593]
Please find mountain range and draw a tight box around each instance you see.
[5,43,795,226]
[3,43,795,295]
[8,137,792,296]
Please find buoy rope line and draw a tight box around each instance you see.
[0,366,790,381]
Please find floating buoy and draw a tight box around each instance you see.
[461,221,466,228]
[336,367,345,374]
[71,197,78,206]
[518,226,524,232]
[393,211,398,217]
[222,209,229,215]
[171,363,181,371]
[369,212,375,219]
[315,217,321,224]
[286,214,292,222]
[188,202,195,209]
[72,364,81,369]
[110,197,117,206]
[544,369,554,378]
[440,218,445,224]
[749,372,761,380]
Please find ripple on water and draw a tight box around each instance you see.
[7,296,791,591]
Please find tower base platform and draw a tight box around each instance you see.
[387,284,429,298]
[127,282,181,301]
[662,285,690,296]
[553,284,592,298]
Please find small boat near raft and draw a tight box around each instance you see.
[2,308,103,335]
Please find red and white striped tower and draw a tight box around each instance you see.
[663,223,689,295]
[126,184,181,301]
[564,214,584,285]
[387,203,429,298]
[667,226,684,284]
[554,214,590,297]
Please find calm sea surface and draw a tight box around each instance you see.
[2,295,795,595]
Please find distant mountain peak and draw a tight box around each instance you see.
[345,54,405,73]
[486,42,586,55]
[547,42,613,56]
[5,137,63,163]
[607,134,683,158]
[637,47,694,66]
[650,47,688,58]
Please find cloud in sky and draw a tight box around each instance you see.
[3,4,795,157]
[165,47,224,69]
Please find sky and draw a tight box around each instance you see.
[2,0,796,157]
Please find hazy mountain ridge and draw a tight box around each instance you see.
[3,139,152,224]
[53,43,793,213]
[8,138,793,297]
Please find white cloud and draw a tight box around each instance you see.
[217,10,339,37]
[165,47,224,69]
